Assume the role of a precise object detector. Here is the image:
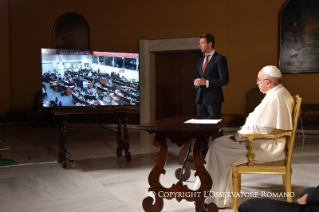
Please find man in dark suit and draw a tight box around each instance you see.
[238,186,319,212]
[194,34,229,117]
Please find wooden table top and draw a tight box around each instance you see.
[134,115,233,133]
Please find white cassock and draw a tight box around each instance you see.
[193,84,295,207]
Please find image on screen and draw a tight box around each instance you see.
[41,48,140,108]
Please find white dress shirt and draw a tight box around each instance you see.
[203,50,215,88]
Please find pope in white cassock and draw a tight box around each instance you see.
[193,65,295,208]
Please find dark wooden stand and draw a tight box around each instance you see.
[116,112,131,162]
[52,109,137,168]
[134,115,233,212]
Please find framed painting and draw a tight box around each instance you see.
[279,0,319,73]
[53,12,90,50]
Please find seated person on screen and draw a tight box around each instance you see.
[75,75,79,86]
[194,65,295,208]
[83,80,89,93]
[238,186,319,212]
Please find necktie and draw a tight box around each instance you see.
[203,55,209,73]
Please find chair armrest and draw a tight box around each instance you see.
[243,131,292,166]
[243,131,292,140]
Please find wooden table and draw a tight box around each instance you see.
[52,109,138,168]
[134,115,233,212]
[57,84,73,96]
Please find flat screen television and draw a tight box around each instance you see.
[41,48,140,109]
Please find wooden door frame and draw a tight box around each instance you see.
[139,37,199,124]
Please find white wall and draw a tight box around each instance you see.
[91,63,139,81]
[41,54,59,74]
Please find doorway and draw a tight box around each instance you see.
[155,51,202,120]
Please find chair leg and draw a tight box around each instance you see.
[284,173,292,202]
[238,174,241,192]
[282,174,287,192]
[232,172,240,211]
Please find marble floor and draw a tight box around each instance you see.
[0,123,318,212]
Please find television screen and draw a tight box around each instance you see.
[41,48,140,108]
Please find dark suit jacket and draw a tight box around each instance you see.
[194,52,229,104]
[238,186,319,212]
[306,185,319,207]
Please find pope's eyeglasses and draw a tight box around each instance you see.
[256,79,269,83]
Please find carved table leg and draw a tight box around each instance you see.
[58,115,68,169]
[193,136,218,212]
[116,113,131,162]
[143,135,167,212]
[175,130,224,182]
[143,134,218,212]
[175,141,196,181]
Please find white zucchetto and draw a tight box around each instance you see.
[262,65,281,78]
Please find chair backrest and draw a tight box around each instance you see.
[286,94,302,169]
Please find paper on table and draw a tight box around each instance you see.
[184,119,222,124]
